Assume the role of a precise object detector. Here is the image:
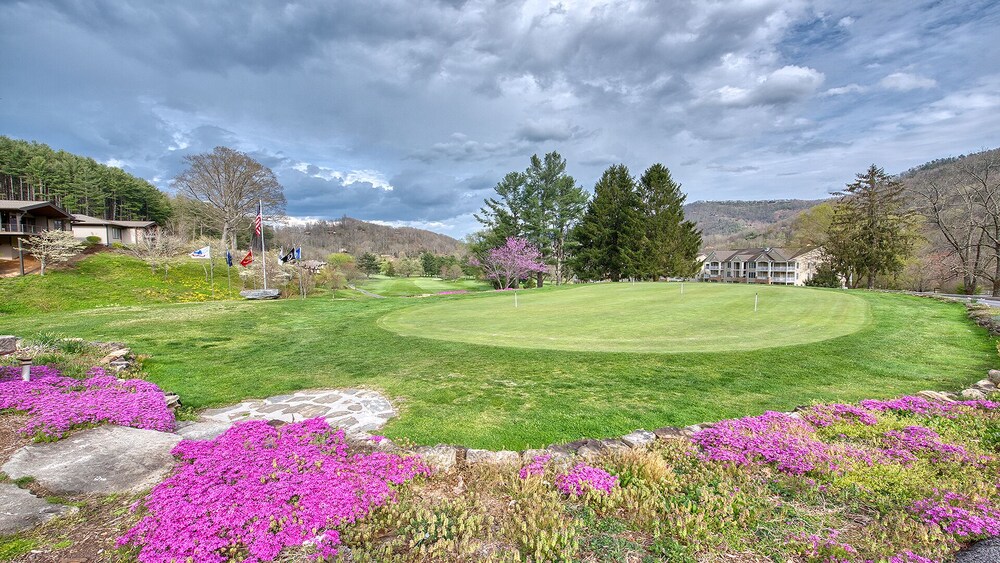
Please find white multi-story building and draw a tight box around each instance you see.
[698,247,824,286]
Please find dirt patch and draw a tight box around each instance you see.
[0,414,32,464]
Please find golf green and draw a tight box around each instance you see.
[379,283,870,353]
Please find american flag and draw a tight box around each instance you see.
[254,202,262,236]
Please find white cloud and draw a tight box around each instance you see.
[879,72,937,91]
[104,158,126,168]
[714,65,825,107]
[822,83,867,96]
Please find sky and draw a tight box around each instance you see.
[2,0,999,238]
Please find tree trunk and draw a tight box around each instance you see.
[964,272,977,295]
[536,271,544,288]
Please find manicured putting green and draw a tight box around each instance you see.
[379,283,870,353]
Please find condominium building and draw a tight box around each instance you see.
[698,247,824,286]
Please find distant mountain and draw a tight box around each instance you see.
[275,216,465,258]
[684,199,828,248]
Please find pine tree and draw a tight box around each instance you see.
[357,252,380,278]
[827,165,914,289]
[636,164,702,279]
[570,164,644,282]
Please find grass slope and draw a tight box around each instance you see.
[357,275,492,297]
[381,283,869,353]
[6,285,994,450]
[0,253,241,316]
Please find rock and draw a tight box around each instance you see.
[917,390,957,403]
[465,449,520,466]
[652,427,684,440]
[0,335,16,356]
[415,445,459,472]
[961,389,987,401]
[682,424,703,436]
[955,536,1000,563]
[240,289,280,300]
[175,421,232,441]
[973,379,997,392]
[99,348,130,364]
[599,439,631,454]
[989,370,1000,385]
[2,426,181,495]
[621,430,656,448]
[522,449,549,461]
[164,393,181,409]
[0,484,77,535]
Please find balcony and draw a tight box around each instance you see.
[0,222,42,234]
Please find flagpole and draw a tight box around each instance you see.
[260,199,268,291]
[209,243,215,299]
[226,252,232,295]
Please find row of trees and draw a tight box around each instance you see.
[0,136,171,223]
[474,153,702,286]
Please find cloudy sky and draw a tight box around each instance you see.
[3,0,999,237]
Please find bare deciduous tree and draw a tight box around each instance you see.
[24,230,84,275]
[172,147,286,251]
[127,231,186,280]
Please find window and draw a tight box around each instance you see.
[111,227,123,240]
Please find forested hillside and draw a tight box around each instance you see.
[685,199,827,247]
[0,136,170,222]
[274,216,465,258]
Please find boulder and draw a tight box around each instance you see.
[465,449,520,466]
[2,426,181,495]
[415,445,459,472]
[621,430,656,448]
[973,379,997,392]
[989,370,1000,385]
[0,335,16,356]
[240,289,280,300]
[0,484,77,535]
[99,348,130,364]
[599,439,631,454]
[961,389,987,401]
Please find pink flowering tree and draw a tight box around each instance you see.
[470,237,547,289]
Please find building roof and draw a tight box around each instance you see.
[0,200,74,218]
[702,247,819,262]
[72,214,157,228]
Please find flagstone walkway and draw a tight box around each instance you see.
[196,388,396,436]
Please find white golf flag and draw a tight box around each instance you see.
[190,246,211,259]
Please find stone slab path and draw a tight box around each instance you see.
[0,483,77,535]
[1,426,181,496]
[199,388,396,436]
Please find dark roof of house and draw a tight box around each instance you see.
[0,200,74,218]
[71,214,157,228]
[702,247,819,262]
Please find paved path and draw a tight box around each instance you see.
[198,388,396,436]
[348,284,386,298]
[918,292,1000,308]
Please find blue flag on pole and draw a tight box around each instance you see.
[294,247,301,260]
[225,250,233,267]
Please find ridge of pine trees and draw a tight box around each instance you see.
[0,136,170,223]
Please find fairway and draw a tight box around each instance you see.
[379,283,870,353]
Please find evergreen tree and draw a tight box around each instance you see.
[357,252,381,278]
[636,164,702,279]
[570,164,644,282]
[474,151,587,286]
[826,165,914,289]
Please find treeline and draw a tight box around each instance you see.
[0,136,171,223]
[273,216,465,258]
[474,152,702,284]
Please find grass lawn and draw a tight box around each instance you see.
[356,275,492,297]
[381,283,870,353]
[5,282,994,450]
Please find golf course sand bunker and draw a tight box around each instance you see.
[379,283,870,353]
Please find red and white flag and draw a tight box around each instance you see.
[239,249,253,267]
[254,202,263,236]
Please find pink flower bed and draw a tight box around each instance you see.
[555,463,618,496]
[912,490,1000,538]
[881,426,976,465]
[0,365,174,438]
[119,418,429,563]
[860,396,999,418]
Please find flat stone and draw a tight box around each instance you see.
[465,449,520,466]
[99,348,130,364]
[264,395,294,404]
[2,426,181,495]
[347,404,363,412]
[989,370,1000,385]
[600,439,631,453]
[0,484,77,534]
[327,416,358,428]
[416,445,459,472]
[0,335,17,356]
[176,421,232,441]
[653,427,685,440]
[973,379,996,392]
[296,405,330,418]
[682,424,703,436]
[917,390,957,403]
[240,289,280,300]
[962,388,988,401]
[621,430,657,448]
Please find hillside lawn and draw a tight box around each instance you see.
[356,274,493,297]
[2,263,994,449]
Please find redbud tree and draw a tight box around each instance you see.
[470,237,546,289]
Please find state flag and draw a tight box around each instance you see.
[190,246,211,259]
[239,249,253,267]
